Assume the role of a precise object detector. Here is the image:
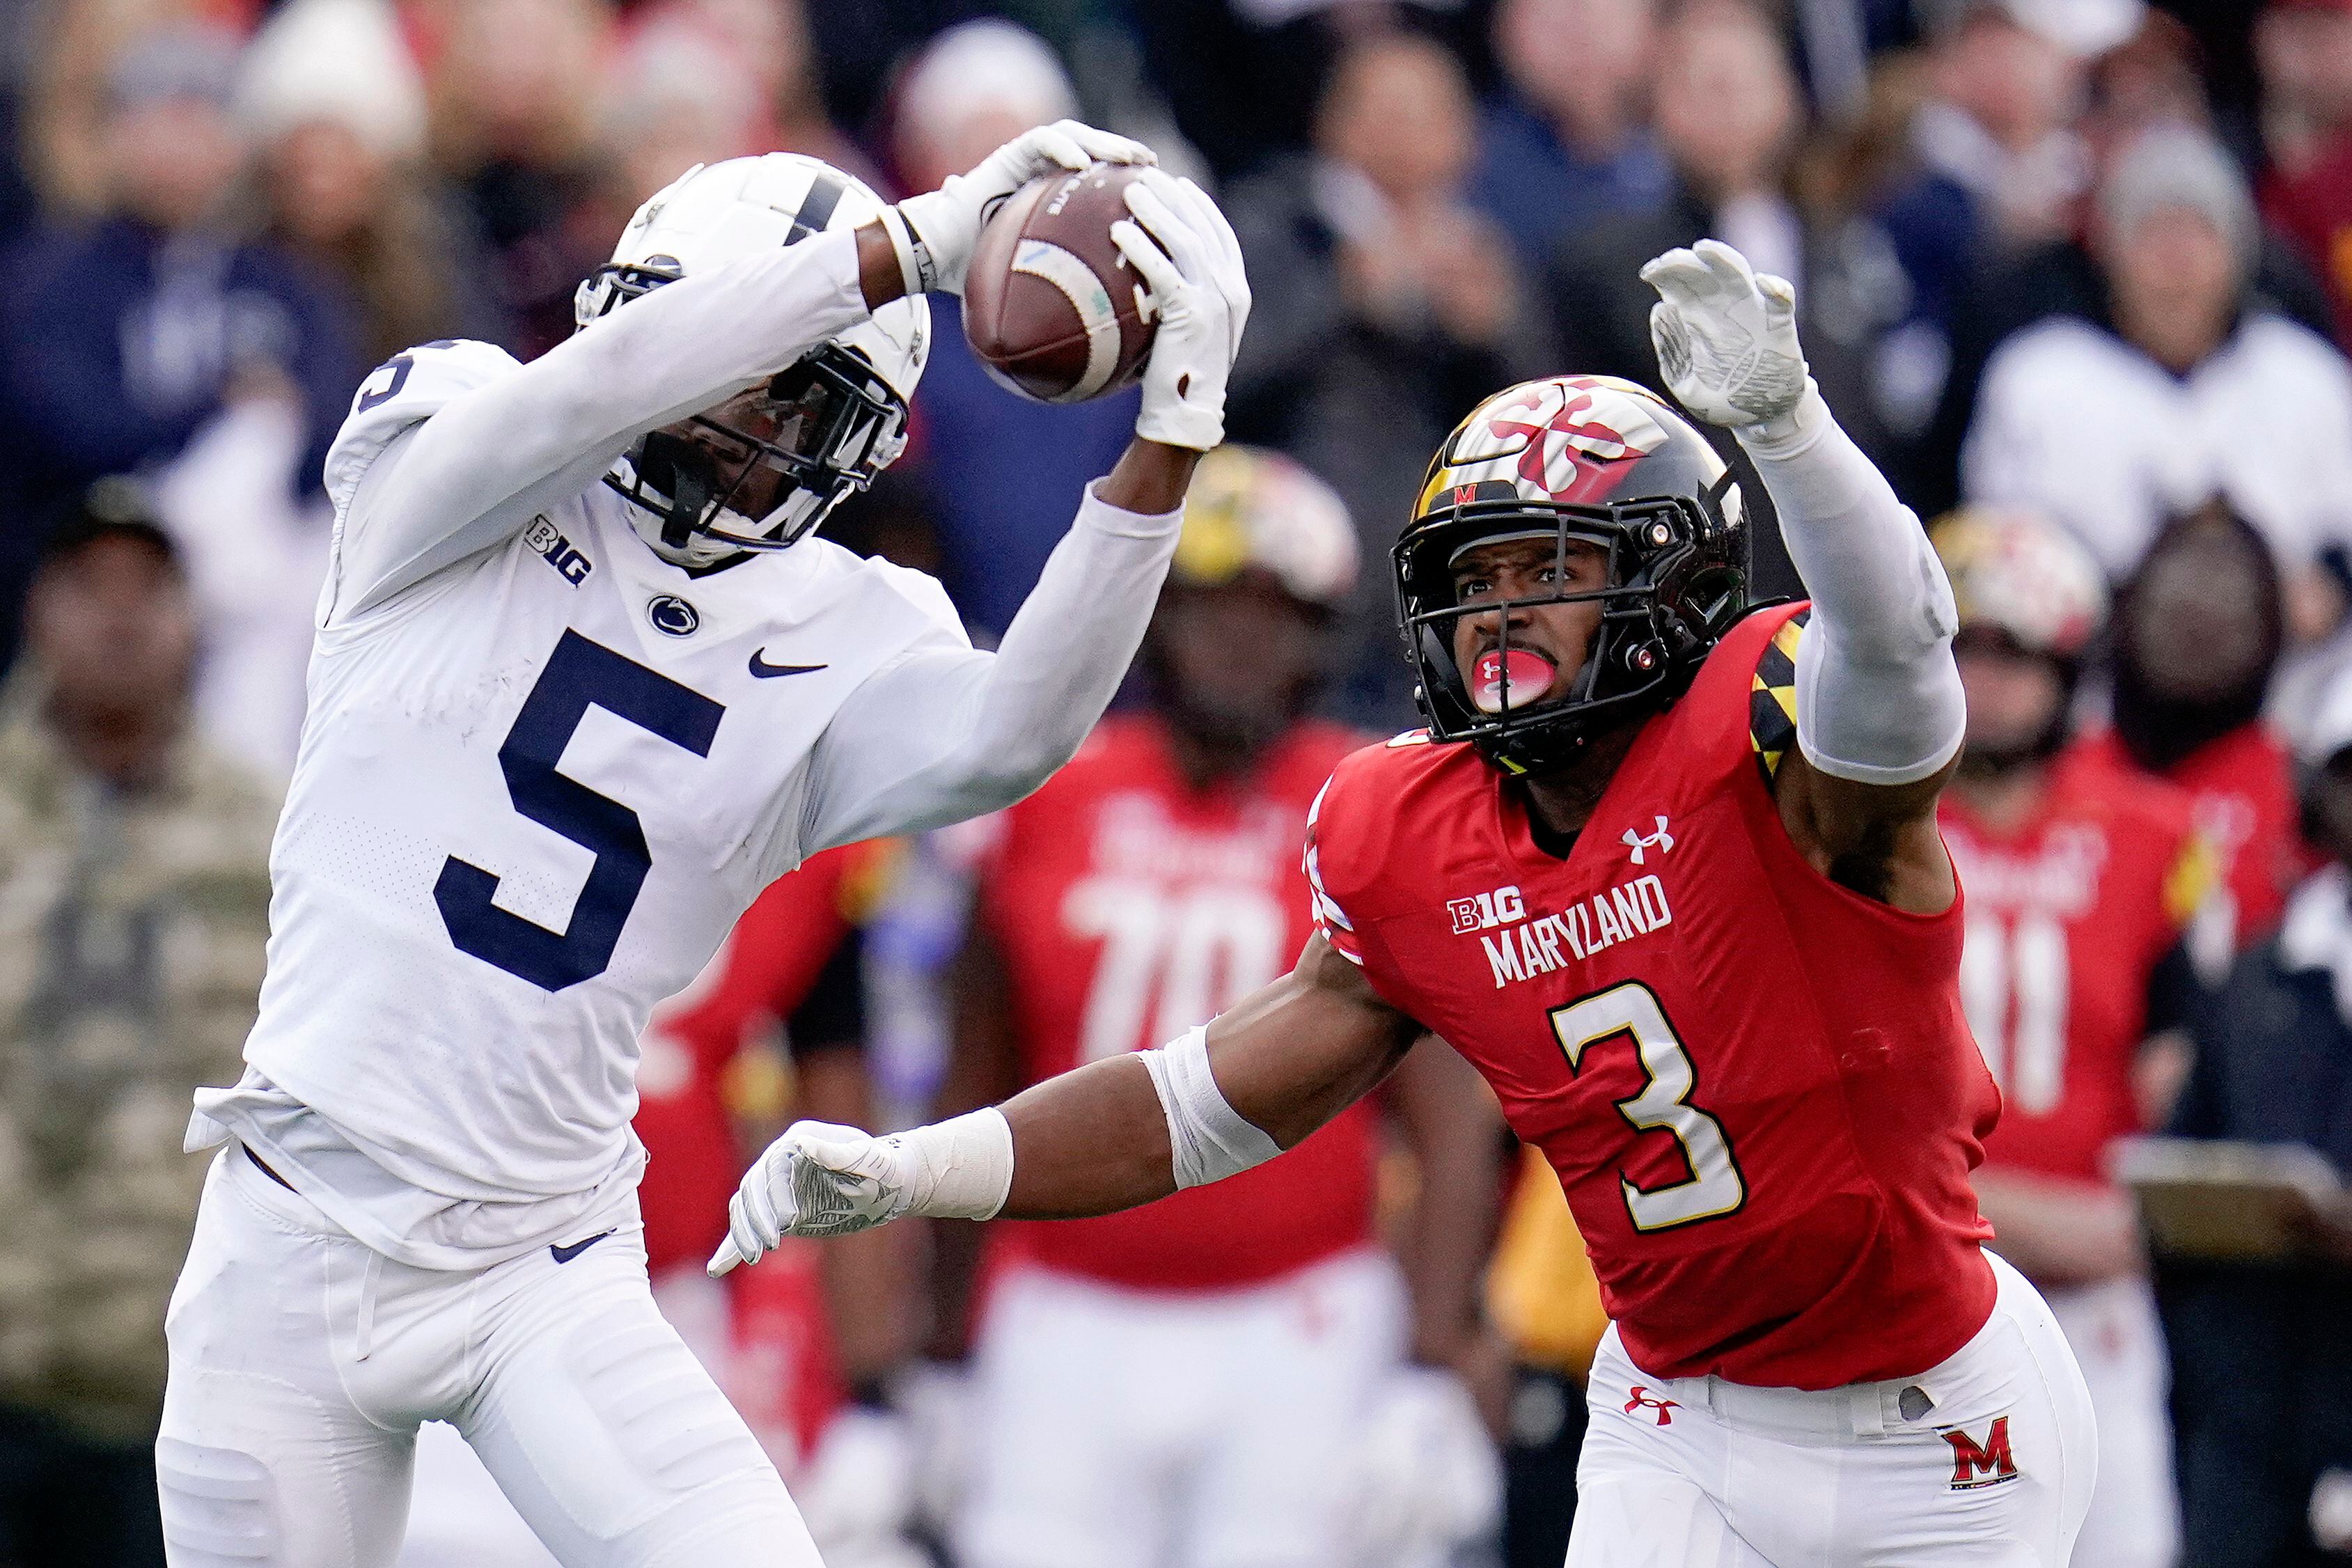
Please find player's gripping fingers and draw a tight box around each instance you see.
[1047,119,1156,168]
[1020,122,1098,176]
[1756,270,1798,332]
[1123,175,1211,287]
[1111,217,1185,312]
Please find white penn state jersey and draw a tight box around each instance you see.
[194,339,966,1267]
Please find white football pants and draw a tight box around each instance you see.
[2044,1276,2179,1568]
[1567,1252,2096,1568]
[957,1249,1406,1568]
[156,1149,818,1568]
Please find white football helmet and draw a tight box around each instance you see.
[576,154,930,564]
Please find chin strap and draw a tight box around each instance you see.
[638,432,713,551]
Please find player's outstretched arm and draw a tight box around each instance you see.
[710,933,1418,1274]
[337,232,880,616]
[338,121,1159,616]
[795,173,1251,852]
[1643,240,1963,910]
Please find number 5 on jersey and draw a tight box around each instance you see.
[437,631,724,991]
[1550,981,1747,1232]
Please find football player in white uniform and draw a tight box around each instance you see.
[155,125,1248,1568]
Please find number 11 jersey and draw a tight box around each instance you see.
[194,340,968,1269]
[1305,604,2001,1390]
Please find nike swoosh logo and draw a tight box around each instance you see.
[748,650,829,679]
[549,1232,613,1264]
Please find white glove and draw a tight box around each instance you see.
[1113,168,1251,451]
[1640,238,1812,440]
[1345,1365,1503,1568]
[888,119,1155,297]
[711,1111,1013,1276]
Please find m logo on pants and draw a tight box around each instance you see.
[1942,1416,2019,1489]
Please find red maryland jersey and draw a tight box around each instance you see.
[974,713,1379,1292]
[1940,751,2211,1186]
[2064,724,2304,950]
[1306,605,1998,1390]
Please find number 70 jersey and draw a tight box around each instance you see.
[1305,605,2002,1391]
[212,342,968,1267]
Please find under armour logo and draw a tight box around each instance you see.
[1624,1387,1680,1426]
[1622,815,1675,865]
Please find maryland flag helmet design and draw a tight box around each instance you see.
[1395,375,1750,775]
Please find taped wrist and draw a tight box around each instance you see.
[1139,1026,1282,1190]
[877,203,941,298]
[895,1108,1013,1220]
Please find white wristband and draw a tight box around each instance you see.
[1139,1026,1283,1189]
[877,203,940,298]
[896,1107,1014,1220]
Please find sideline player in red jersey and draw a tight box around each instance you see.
[934,444,1506,1568]
[2064,505,2305,958]
[1931,510,2214,1568]
[716,241,2098,1568]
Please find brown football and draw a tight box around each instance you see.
[962,163,1157,404]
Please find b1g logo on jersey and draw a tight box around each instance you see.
[523,517,593,586]
[1448,885,1525,934]
[1942,1417,2020,1489]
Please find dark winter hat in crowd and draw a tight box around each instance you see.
[40,479,182,574]
[2098,123,2259,270]
[106,22,243,116]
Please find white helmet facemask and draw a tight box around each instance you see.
[577,155,930,567]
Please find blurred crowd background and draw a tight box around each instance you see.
[0,0,2350,1566]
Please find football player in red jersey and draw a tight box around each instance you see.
[2065,505,2305,957]
[934,444,1506,1568]
[717,241,2097,1568]
[1931,510,2214,1568]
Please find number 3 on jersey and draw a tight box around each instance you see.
[1550,981,1747,1232]
[436,631,724,991]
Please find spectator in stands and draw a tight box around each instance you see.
[1122,0,1489,184]
[1921,108,2336,519]
[629,0,855,169]
[2257,0,2352,181]
[0,490,279,1568]
[422,0,617,357]
[2161,659,2352,1568]
[2069,505,2307,957]
[1962,123,2352,641]
[1468,0,1672,276]
[0,20,358,662]
[888,19,1140,644]
[1225,28,1549,727]
[2259,0,2352,348]
[1542,0,1897,465]
[238,0,509,368]
[595,11,769,214]
[1844,2,2096,440]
